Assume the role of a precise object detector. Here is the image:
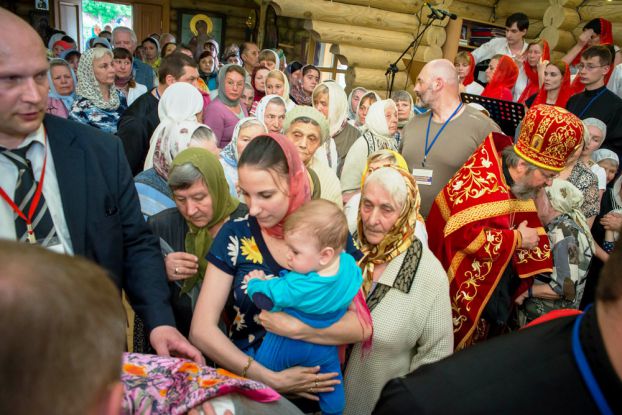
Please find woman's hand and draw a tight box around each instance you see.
[578,29,594,47]
[258,310,305,339]
[268,365,340,401]
[164,252,199,281]
[601,212,622,232]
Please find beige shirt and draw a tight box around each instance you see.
[401,105,500,216]
[343,244,453,415]
[309,157,343,208]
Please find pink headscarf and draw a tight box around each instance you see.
[262,133,311,239]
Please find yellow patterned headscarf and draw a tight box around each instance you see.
[357,166,422,296]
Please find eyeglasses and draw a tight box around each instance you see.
[576,63,607,71]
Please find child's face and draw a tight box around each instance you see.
[599,159,619,184]
[284,229,325,275]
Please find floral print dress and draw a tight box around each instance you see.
[69,95,127,135]
[207,214,361,354]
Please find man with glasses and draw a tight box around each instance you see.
[426,106,585,350]
[567,46,622,161]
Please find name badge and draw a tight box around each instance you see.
[412,168,433,186]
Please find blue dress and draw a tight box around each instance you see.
[69,95,127,134]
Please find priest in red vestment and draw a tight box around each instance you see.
[427,105,585,350]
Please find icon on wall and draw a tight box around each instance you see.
[35,0,49,11]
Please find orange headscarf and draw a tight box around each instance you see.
[532,61,571,108]
[262,133,311,239]
[482,55,519,101]
[518,40,550,103]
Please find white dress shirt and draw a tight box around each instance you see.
[471,37,528,64]
[0,125,73,253]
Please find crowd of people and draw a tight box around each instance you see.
[2,6,622,415]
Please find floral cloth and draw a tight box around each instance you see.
[567,161,600,219]
[207,214,361,353]
[69,95,127,134]
[122,353,280,415]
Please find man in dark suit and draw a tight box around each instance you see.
[0,8,202,363]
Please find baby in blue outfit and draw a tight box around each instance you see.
[245,199,363,415]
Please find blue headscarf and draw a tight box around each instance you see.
[48,58,77,112]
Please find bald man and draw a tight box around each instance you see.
[401,59,501,216]
[0,8,202,363]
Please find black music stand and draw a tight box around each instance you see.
[461,93,525,137]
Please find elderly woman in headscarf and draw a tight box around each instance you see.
[312,82,360,177]
[147,147,248,340]
[254,95,288,134]
[283,105,343,207]
[580,118,608,199]
[343,166,453,415]
[340,99,399,202]
[265,69,296,111]
[219,117,268,198]
[520,180,595,323]
[46,58,77,118]
[136,82,219,219]
[347,87,367,123]
[69,47,127,134]
[203,64,248,148]
[343,149,428,245]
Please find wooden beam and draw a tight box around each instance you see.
[172,0,251,18]
[329,0,453,15]
[331,43,442,70]
[543,5,580,31]
[346,66,409,91]
[540,26,575,51]
[305,20,414,52]
[448,1,494,22]
[550,0,583,7]
[496,0,550,20]
[270,0,419,34]
[579,1,622,22]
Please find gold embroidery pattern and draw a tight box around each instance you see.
[447,146,507,206]
[444,199,536,237]
[447,230,486,284]
[451,229,503,334]
[436,193,451,222]
[516,244,551,264]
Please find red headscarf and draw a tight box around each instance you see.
[482,55,519,101]
[571,18,614,66]
[262,133,311,239]
[251,66,269,104]
[462,52,476,86]
[569,18,615,95]
[518,41,550,103]
[532,61,571,108]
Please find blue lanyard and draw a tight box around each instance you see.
[572,306,613,415]
[578,88,607,118]
[423,102,463,167]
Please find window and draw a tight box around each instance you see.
[307,40,347,88]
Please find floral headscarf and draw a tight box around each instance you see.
[48,58,77,112]
[170,148,240,296]
[220,117,267,168]
[481,55,519,101]
[76,48,121,110]
[143,82,205,177]
[357,166,422,296]
[545,179,595,253]
[262,133,311,239]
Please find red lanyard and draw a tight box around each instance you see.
[0,136,48,244]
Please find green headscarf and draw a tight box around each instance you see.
[170,148,240,296]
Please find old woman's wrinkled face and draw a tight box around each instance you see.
[360,181,402,245]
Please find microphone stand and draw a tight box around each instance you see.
[386,12,444,96]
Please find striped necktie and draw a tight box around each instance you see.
[1,143,58,246]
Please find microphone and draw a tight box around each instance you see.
[425,2,458,20]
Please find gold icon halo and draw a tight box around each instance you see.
[189,14,213,36]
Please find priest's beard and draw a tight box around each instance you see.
[511,181,539,200]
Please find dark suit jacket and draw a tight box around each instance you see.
[44,114,175,331]
[134,59,154,90]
